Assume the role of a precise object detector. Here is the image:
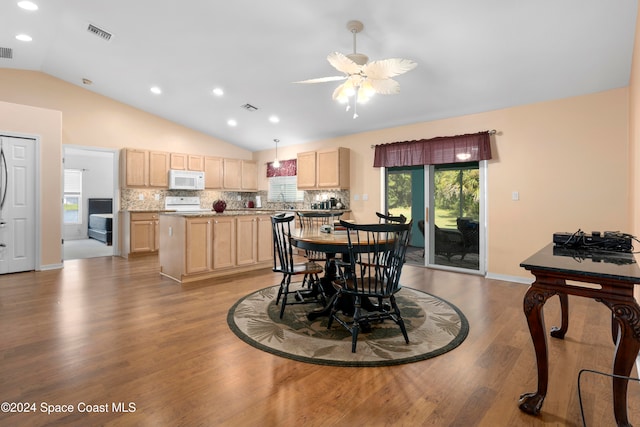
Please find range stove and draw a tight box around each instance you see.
[164,196,210,212]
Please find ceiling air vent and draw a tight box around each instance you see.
[87,24,113,41]
[0,47,13,59]
[241,103,258,112]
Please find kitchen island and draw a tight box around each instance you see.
[158,209,348,283]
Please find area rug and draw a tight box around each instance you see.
[227,284,469,367]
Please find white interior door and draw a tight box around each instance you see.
[0,136,36,274]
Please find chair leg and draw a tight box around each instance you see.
[351,297,362,353]
[390,295,409,344]
[275,276,285,305]
[327,290,341,329]
[279,275,292,319]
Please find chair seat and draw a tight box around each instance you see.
[289,261,323,275]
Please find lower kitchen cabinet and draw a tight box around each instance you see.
[121,211,160,257]
[159,213,272,283]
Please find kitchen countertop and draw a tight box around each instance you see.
[159,209,350,217]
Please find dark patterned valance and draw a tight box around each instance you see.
[266,159,297,177]
[373,131,492,167]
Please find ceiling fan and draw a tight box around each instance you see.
[295,20,417,118]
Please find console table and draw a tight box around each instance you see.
[519,243,640,426]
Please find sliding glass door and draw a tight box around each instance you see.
[385,162,485,274]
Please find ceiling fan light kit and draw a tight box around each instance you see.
[296,20,417,119]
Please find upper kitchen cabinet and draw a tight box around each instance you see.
[204,156,223,189]
[241,160,258,191]
[170,153,204,171]
[297,147,350,189]
[121,149,169,188]
[223,159,257,191]
[296,151,317,189]
[149,151,170,187]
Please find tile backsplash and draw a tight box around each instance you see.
[121,189,350,211]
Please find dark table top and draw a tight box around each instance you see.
[520,243,640,283]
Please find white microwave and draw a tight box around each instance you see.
[168,170,205,190]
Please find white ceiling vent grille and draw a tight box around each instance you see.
[87,24,113,41]
[0,47,13,59]
[241,103,258,112]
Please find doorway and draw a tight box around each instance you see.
[385,161,486,274]
[62,146,117,260]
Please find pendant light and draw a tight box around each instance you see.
[273,139,280,168]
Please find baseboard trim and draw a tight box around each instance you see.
[39,263,63,271]
[486,272,533,285]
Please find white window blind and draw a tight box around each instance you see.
[63,169,82,224]
[268,176,304,203]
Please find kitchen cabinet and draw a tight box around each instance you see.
[149,151,170,187]
[256,215,273,263]
[236,216,257,266]
[223,159,257,191]
[204,156,223,189]
[297,151,317,189]
[297,147,349,189]
[170,153,204,171]
[121,211,160,257]
[223,158,241,189]
[122,149,149,187]
[121,149,169,188]
[185,217,212,274]
[158,213,273,283]
[212,216,236,269]
[241,160,258,191]
[170,153,187,170]
[317,147,350,188]
[237,215,272,265]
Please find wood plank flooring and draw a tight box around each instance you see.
[0,255,639,426]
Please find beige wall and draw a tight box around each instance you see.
[0,69,252,159]
[0,64,634,279]
[256,88,630,279]
[0,101,62,268]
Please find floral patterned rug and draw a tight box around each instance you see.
[227,284,469,367]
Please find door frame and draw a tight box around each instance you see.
[0,131,41,271]
[425,161,487,275]
[62,145,120,257]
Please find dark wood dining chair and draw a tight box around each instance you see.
[327,220,412,353]
[376,212,407,224]
[271,214,325,319]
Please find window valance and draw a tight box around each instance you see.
[373,131,492,167]
[266,159,297,177]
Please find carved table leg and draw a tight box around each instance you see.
[601,299,640,427]
[550,292,569,339]
[519,285,556,415]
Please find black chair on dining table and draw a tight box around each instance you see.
[327,219,412,353]
[271,214,325,319]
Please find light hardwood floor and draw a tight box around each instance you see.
[0,255,639,426]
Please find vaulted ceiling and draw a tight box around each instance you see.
[2,1,637,151]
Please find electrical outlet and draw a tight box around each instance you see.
[154,194,160,201]
[362,194,368,201]
[353,194,360,201]
[138,194,144,201]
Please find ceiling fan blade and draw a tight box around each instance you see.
[362,58,417,80]
[327,52,362,75]
[294,76,347,84]
[368,78,401,95]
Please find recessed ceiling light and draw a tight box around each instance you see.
[227,119,237,127]
[17,1,38,11]
[150,86,162,95]
[269,115,280,124]
[15,34,32,42]
[212,88,224,96]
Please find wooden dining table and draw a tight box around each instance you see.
[289,226,390,320]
